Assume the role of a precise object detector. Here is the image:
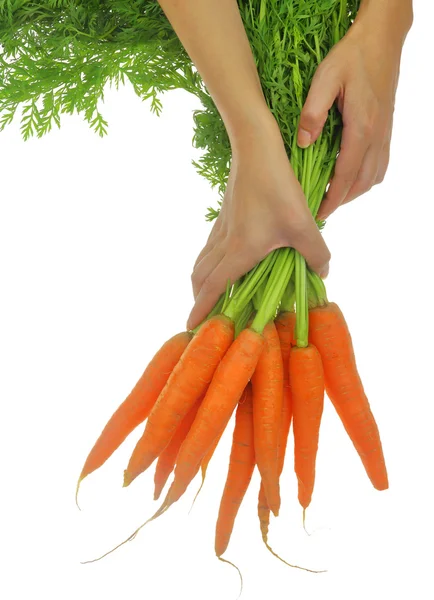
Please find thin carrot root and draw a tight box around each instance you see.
[188,432,222,514]
[188,474,206,515]
[301,513,331,537]
[263,540,327,574]
[302,508,310,536]
[80,498,173,564]
[75,478,83,511]
[217,556,244,600]
[258,491,326,574]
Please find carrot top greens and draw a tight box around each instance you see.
[0,0,360,343]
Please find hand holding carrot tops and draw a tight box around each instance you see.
[156,0,412,329]
[154,0,331,331]
[298,0,413,219]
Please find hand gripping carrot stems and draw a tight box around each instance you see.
[77,0,389,586]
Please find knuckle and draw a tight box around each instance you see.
[324,247,332,264]
[303,107,325,128]
[357,119,374,138]
[358,177,375,194]
[288,212,311,238]
[375,172,386,185]
[201,275,216,294]
[335,164,356,185]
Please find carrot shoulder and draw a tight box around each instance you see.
[77,330,192,490]
[309,302,388,491]
[215,385,255,557]
[123,315,234,486]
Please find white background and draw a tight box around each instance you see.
[1,2,433,599]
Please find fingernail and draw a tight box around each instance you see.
[298,128,312,148]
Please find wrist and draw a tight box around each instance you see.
[226,105,282,157]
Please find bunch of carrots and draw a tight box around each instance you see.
[71,0,389,581]
[76,274,388,570]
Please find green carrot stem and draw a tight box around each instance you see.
[307,270,328,305]
[290,131,302,180]
[224,251,277,322]
[308,138,328,203]
[310,134,341,219]
[221,279,233,314]
[294,252,308,348]
[251,248,295,333]
[280,278,295,313]
[303,144,314,202]
[307,278,319,309]
[234,301,254,338]
[252,275,268,312]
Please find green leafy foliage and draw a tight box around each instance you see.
[0,0,360,218]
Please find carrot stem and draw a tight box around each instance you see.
[224,251,277,323]
[307,270,328,305]
[251,248,295,333]
[234,300,254,338]
[295,252,308,347]
[280,279,295,313]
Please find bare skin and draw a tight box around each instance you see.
[156,0,413,330]
[299,0,413,219]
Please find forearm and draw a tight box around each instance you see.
[157,0,278,151]
[355,0,413,46]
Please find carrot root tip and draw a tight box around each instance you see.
[123,470,133,488]
[217,556,243,600]
[264,541,327,574]
[188,477,205,516]
[75,477,83,511]
[80,498,173,564]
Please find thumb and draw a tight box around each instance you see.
[290,213,331,279]
[297,65,340,149]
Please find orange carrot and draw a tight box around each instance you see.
[289,344,325,509]
[258,374,293,541]
[201,431,222,481]
[309,302,388,490]
[76,331,192,495]
[215,384,255,557]
[275,310,296,475]
[153,396,202,501]
[162,327,265,508]
[258,311,296,538]
[275,310,296,358]
[123,315,234,486]
[275,310,296,473]
[251,321,284,517]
